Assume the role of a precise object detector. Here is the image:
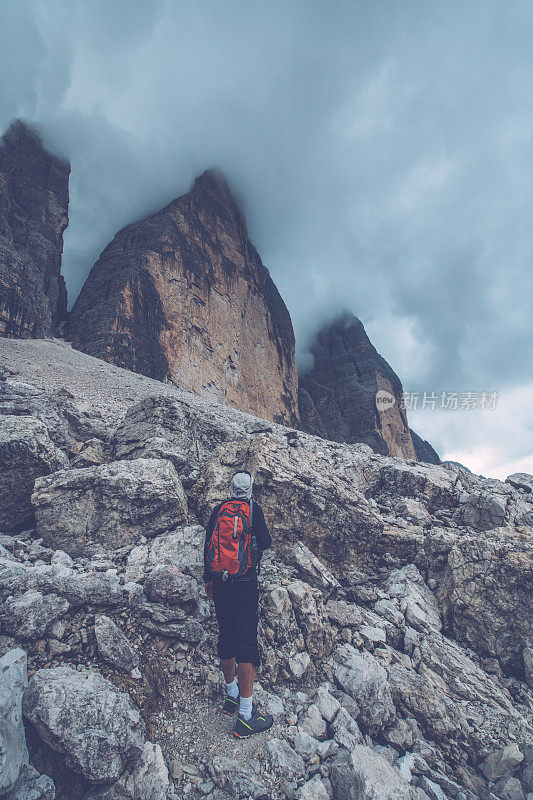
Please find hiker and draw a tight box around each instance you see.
[203,470,273,738]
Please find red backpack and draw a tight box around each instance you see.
[207,499,257,579]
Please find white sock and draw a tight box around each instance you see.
[239,694,253,721]
[225,678,239,699]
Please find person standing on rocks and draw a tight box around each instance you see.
[203,470,274,738]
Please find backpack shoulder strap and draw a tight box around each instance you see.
[249,499,253,531]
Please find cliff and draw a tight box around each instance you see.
[67,169,299,427]
[299,312,421,460]
[0,120,70,338]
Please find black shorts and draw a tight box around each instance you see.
[212,579,260,667]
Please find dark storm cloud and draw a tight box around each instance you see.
[1,0,532,476]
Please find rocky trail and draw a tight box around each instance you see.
[1,337,532,800]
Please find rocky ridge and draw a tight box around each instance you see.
[0,121,69,339]
[0,337,532,800]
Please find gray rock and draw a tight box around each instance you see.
[374,599,405,629]
[506,473,533,493]
[266,738,305,779]
[325,599,363,628]
[0,414,69,532]
[50,550,73,568]
[0,590,68,639]
[330,707,363,751]
[492,776,525,800]
[296,775,329,800]
[299,704,328,740]
[416,777,448,800]
[436,529,533,674]
[143,565,199,606]
[293,730,322,760]
[125,525,204,583]
[32,458,187,557]
[1,763,55,800]
[210,755,268,799]
[285,541,340,595]
[71,438,108,468]
[286,580,335,661]
[480,744,524,782]
[314,684,341,722]
[333,644,395,734]
[85,742,169,800]
[330,745,421,799]
[288,652,311,679]
[384,564,441,634]
[521,745,533,793]
[523,647,533,688]
[383,719,414,750]
[0,648,28,795]
[23,666,145,782]
[94,614,139,672]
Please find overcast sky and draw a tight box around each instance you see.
[1,0,532,479]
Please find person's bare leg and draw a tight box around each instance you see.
[237,662,255,698]
[220,657,236,683]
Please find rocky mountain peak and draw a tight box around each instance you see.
[67,169,299,427]
[299,311,439,463]
[0,119,70,338]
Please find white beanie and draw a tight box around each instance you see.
[230,471,253,500]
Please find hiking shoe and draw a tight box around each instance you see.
[222,694,240,716]
[233,705,274,738]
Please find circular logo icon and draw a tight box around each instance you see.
[375,389,396,411]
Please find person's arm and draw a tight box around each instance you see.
[203,506,219,593]
[253,504,272,552]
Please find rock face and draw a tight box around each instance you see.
[0,120,69,338]
[437,529,533,674]
[0,648,29,795]
[67,169,298,426]
[410,428,441,465]
[31,457,188,557]
[299,313,438,462]
[0,414,69,533]
[22,666,145,782]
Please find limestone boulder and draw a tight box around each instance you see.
[125,525,204,583]
[0,590,69,639]
[0,648,28,796]
[22,666,145,782]
[330,745,422,800]
[32,458,187,557]
[143,565,199,607]
[384,564,441,633]
[0,414,69,532]
[94,614,139,673]
[284,540,341,595]
[210,755,268,799]
[437,528,533,674]
[332,645,395,734]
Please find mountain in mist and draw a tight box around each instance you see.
[299,312,440,463]
[67,169,299,427]
[0,120,70,338]
[0,119,440,460]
